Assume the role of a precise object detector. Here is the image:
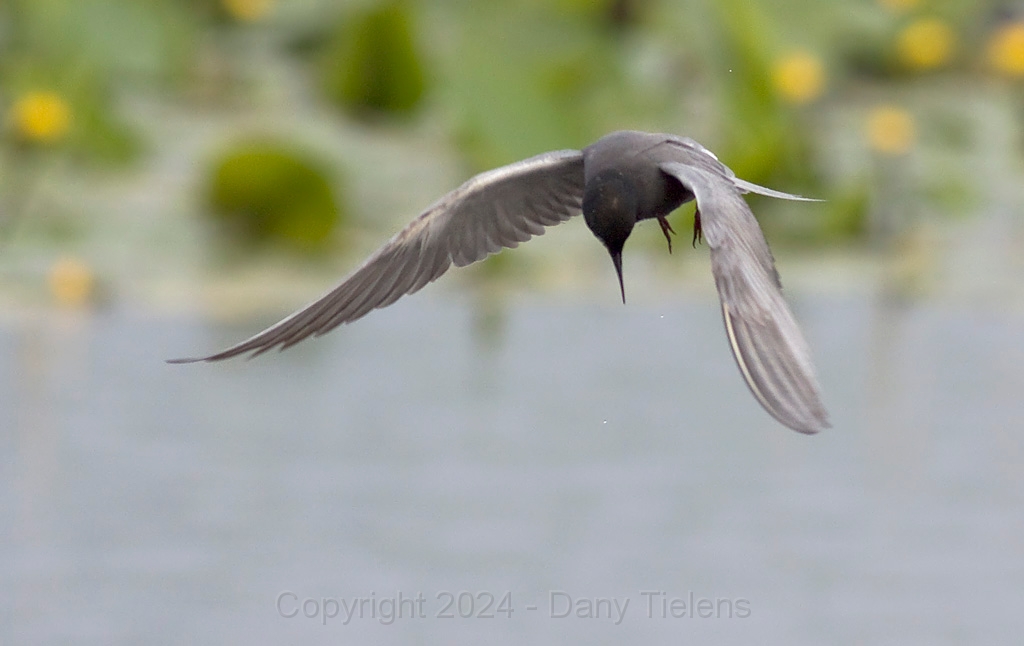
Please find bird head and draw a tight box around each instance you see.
[582,169,638,303]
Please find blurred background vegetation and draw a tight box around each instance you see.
[1,0,1021,310]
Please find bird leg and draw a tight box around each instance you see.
[657,216,676,254]
[692,207,703,247]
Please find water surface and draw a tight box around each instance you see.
[3,292,1023,644]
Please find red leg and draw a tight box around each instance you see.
[692,207,703,247]
[657,216,676,254]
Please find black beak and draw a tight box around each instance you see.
[610,249,625,304]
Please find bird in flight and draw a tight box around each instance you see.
[171,130,830,434]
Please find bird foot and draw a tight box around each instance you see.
[692,208,703,247]
[657,216,676,254]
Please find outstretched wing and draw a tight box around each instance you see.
[172,149,585,362]
[660,157,830,434]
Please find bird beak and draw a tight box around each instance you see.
[610,249,625,304]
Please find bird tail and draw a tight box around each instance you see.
[731,178,822,202]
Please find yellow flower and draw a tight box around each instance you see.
[897,18,956,70]
[866,106,915,155]
[49,257,95,307]
[987,22,1024,76]
[10,91,71,143]
[222,0,274,22]
[771,52,826,105]
[877,0,920,12]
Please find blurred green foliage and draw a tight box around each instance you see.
[439,1,652,173]
[0,0,205,164]
[206,141,344,252]
[0,0,1016,255]
[322,1,428,117]
[707,0,812,180]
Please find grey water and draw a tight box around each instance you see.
[3,291,1023,644]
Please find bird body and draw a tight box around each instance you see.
[584,131,692,221]
[172,130,831,434]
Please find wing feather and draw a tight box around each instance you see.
[660,158,830,433]
[171,150,585,362]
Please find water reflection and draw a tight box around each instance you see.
[3,291,1023,644]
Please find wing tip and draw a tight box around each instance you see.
[785,412,832,435]
[166,344,271,364]
[721,302,831,435]
[764,393,831,434]
[166,356,202,364]
[165,352,242,364]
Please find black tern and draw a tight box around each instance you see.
[172,130,830,434]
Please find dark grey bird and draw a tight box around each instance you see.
[171,130,830,434]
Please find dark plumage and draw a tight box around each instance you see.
[171,130,830,434]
